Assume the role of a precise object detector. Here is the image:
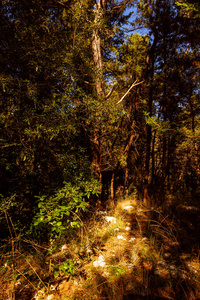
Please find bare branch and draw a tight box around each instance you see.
[105,82,117,99]
[1,143,17,148]
[184,43,191,58]
[117,80,144,105]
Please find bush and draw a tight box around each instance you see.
[33,177,100,240]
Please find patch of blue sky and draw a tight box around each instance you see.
[123,6,149,36]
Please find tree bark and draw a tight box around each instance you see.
[143,17,158,207]
[91,1,106,197]
[189,91,200,199]
[111,171,115,200]
[143,39,157,207]
[92,2,105,97]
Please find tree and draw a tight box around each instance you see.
[130,0,200,206]
[0,0,134,240]
[175,0,200,19]
[0,0,99,239]
[84,0,131,200]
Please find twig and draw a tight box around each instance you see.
[1,143,17,148]
[105,82,117,99]
[25,258,47,290]
[68,210,89,245]
[117,80,144,104]
[16,269,38,291]
[135,215,142,236]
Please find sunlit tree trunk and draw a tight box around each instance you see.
[111,171,115,200]
[91,1,106,197]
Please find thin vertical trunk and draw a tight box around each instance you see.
[190,100,200,178]
[124,167,129,196]
[151,130,156,189]
[143,27,157,207]
[123,119,136,194]
[143,123,152,207]
[161,93,167,203]
[112,118,136,200]
[160,26,168,203]
[143,65,154,207]
[161,133,167,201]
[189,93,200,199]
[111,172,115,200]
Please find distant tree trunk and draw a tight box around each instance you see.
[143,29,158,207]
[151,130,156,189]
[111,118,136,200]
[143,27,157,206]
[189,91,200,199]
[124,167,129,196]
[111,171,115,200]
[161,80,167,203]
[143,124,152,207]
[161,133,167,202]
[143,62,154,207]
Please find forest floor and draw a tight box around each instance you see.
[1,197,200,300]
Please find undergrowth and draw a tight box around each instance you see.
[0,197,200,300]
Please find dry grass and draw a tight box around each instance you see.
[1,197,200,300]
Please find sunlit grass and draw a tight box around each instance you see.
[1,196,200,299]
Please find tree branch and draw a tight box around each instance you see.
[105,82,117,99]
[117,80,144,104]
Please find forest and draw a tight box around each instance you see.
[0,0,200,299]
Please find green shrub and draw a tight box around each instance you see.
[33,178,100,240]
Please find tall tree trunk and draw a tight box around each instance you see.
[151,130,156,189]
[161,132,167,202]
[143,59,154,207]
[143,18,157,206]
[143,122,152,207]
[92,1,105,97]
[189,91,200,199]
[161,80,167,203]
[143,29,158,207]
[91,1,106,197]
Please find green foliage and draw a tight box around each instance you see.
[52,260,75,278]
[144,112,174,135]
[118,154,127,168]
[109,265,126,278]
[175,1,200,18]
[33,178,100,239]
